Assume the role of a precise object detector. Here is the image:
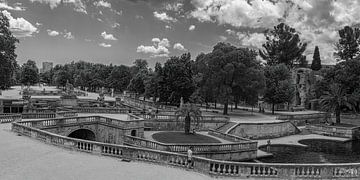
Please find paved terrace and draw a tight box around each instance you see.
[0,123,237,180]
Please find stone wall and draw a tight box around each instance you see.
[144,119,226,131]
[228,121,300,139]
[306,124,360,140]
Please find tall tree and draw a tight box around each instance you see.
[336,26,360,61]
[263,64,294,114]
[0,12,19,89]
[106,65,132,92]
[311,46,322,71]
[320,83,357,124]
[260,23,307,68]
[20,60,39,85]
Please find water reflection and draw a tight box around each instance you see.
[258,139,360,163]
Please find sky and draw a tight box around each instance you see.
[1,0,360,68]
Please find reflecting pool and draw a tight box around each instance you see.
[258,139,360,163]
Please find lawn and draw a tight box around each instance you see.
[152,132,221,144]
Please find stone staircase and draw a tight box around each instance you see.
[216,122,238,133]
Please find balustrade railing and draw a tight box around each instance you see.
[17,115,144,130]
[136,114,229,122]
[124,135,257,153]
[21,113,56,119]
[0,114,21,123]
[11,122,360,179]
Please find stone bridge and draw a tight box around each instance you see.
[20,115,144,145]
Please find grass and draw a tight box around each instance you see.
[152,132,221,144]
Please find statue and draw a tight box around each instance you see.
[65,80,75,96]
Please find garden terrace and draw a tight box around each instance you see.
[11,121,360,179]
[306,124,360,140]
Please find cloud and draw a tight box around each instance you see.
[35,22,42,26]
[137,38,170,57]
[101,31,117,40]
[29,0,87,13]
[173,43,187,51]
[189,0,360,64]
[99,42,111,47]
[165,25,171,29]
[1,10,37,37]
[165,2,183,11]
[94,0,111,8]
[0,2,25,11]
[188,25,195,31]
[47,29,60,36]
[236,32,266,48]
[153,11,177,23]
[63,31,74,39]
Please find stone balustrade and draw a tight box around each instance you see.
[137,114,229,122]
[11,122,360,179]
[70,107,137,114]
[21,113,56,119]
[122,96,177,111]
[18,115,144,130]
[124,135,257,153]
[0,114,22,123]
[56,110,78,118]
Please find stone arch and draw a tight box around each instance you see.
[131,129,137,136]
[68,128,96,141]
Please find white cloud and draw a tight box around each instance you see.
[35,22,42,26]
[188,25,195,31]
[99,42,111,47]
[173,43,187,51]
[63,31,74,39]
[94,0,111,8]
[101,31,117,40]
[165,25,171,29]
[165,2,183,12]
[236,32,266,48]
[189,0,360,64]
[29,0,61,9]
[30,0,87,13]
[1,10,37,37]
[47,29,59,36]
[153,11,177,23]
[219,35,227,41]
[137,38,170,57]
[0,2,25,11]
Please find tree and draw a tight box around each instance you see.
[20,60,39,85]
[260,23,307,68]
[195,42,264,115]
[311,46,322,71]
[106,65,131,92]
[0,12,19,89]
[320,83,357,124]
[263,64,294,114]
[336,26,360,61]
[159,53,196,105]
[175,103,202,134]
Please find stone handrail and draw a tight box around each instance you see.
[21,113,56,119]
[123,135,257,153]
[122,96,177,111]
[11,122,360,179]
[0,114,21,123]
[56,110,78,118]
[208,129,252,143]
[137,114,229,122]
[18,115,144,130]
[69,107,142,114]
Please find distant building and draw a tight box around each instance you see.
[41,62,53,73]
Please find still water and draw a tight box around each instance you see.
[258,139,360,163]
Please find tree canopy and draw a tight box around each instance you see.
[260,23,307,68]
[0,12,19,90]
[336,26,360,61]
[20,60,39,85]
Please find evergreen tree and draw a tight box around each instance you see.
[336,26,360,61]
[311,46,322,71]
[260,23,307,68]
